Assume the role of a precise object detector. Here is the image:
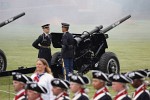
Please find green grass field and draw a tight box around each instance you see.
[0,20,150,99]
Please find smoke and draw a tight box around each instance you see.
[0,0,150,25]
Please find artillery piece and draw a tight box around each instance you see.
[0,12,25,72]
[51,15,131,78]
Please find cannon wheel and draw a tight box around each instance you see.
[51,52,64,79]
[98,52,120,74]
[0,49,7,72]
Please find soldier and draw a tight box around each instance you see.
[108,73,132,100]
[69,74,90,100]
[12,72,32,100]
[32,24,52,66]
[92,70,112,100]
[26,82,47,100]
[126,70,150,100]
[51,78,70,100]
[61,23,74,80]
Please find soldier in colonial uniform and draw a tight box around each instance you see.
[69,74,90,100]
[108,73,132,100]
[12,72,32,100]
[92,70,112,100]
[61,23,74,80]
[32,24,52,66]
[26,82,47,100]
[51,78,70,100]
[126,70,150,100]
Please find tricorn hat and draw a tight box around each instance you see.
[92,70,109,82]
[144,69,150,77]
[69,74,90,85]
[12,72,32,84]
[108,73,132,83]
[27,82,47,94]
[125,70,147,80]
[51,78,70,89]
[147,71,150,77]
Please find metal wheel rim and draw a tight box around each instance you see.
[107,58,118,74]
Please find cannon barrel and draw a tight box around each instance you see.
[75,15,131,44]
[0,12,25,28]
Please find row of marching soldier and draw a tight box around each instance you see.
[12,59,150,100]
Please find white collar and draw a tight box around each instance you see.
[56,92,64,98]
[16,89,25,95]
[44,33,49,36]
[117,89,126,95]
[73,91,88,100]
[96,87,106,93]
[35,97,42,100]
[74,90,80,96]
[136,84,145,91]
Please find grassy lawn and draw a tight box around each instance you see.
[0,20,150,99]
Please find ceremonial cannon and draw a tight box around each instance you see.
[51,15,131,78]
[0,12,25,72]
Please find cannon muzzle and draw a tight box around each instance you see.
[101,15,131,34]
[0,12,25,28]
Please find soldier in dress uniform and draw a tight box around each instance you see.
[69,74,90,100]
[12,72,32,100]
[26,82,47,100]
[51,78,70,100]
[32,24,52,66]
[92,70,112,100]
[61,23,74,80]
[108,73,132,100]
[126,70,150,100]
